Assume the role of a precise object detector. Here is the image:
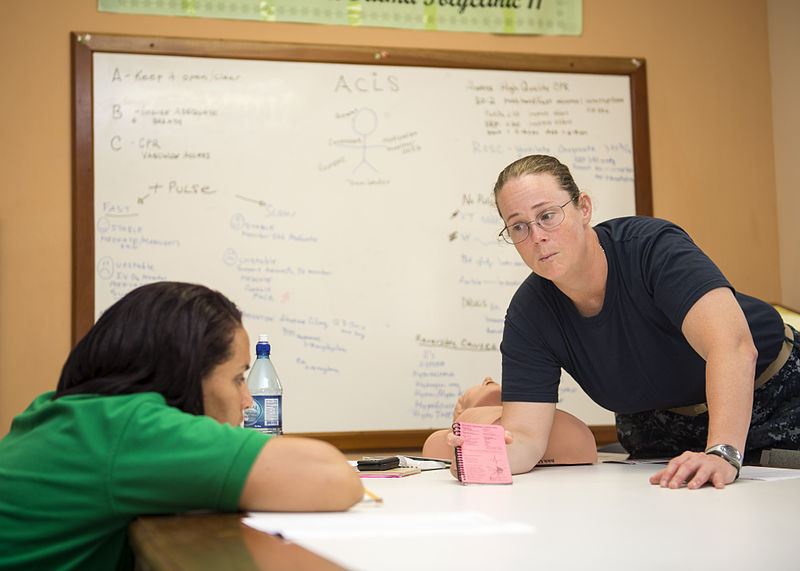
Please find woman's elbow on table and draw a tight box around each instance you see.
[238,436,364,512]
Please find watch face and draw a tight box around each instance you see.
[718,445,742,462]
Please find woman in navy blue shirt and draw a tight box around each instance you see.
[450,154,799,490]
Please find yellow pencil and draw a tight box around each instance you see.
[363,488,383,503]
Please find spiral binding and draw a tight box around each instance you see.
[452,421,466,483]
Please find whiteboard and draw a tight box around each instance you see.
[76,36,651,435]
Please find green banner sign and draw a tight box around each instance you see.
[98,0,582,36]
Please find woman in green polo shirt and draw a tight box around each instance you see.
[0,281,364,570]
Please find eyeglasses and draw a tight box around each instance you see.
[498,199,575,245]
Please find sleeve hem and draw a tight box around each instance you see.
[217,432,271,510]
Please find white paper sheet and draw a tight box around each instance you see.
[739,466,800,481]
[243,510,535,540]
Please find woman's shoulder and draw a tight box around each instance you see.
[596,216,698,259]
[46,392,208,435]
[58,391,168,414]
[15,391,166,421]
[595,216,685,240]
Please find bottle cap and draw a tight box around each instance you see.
[255,334,271,356]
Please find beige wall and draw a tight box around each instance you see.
[0,0,784,434]
[768,0,800,311]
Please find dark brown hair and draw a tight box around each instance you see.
[56,282,243,415]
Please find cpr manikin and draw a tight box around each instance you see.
[422,377,598,465]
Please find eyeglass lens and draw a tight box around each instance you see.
[500,203,569,244]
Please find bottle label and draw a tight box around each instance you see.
[244,395,282,430]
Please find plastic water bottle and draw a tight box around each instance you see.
[243,334,283,435]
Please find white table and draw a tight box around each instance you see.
[245,462,800,570]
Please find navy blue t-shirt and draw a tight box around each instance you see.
[500,217,785,413]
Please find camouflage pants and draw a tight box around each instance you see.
[615,325,800,463]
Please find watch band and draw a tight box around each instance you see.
[705,444,742,479]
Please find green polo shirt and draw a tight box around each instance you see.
[0,391,269,570]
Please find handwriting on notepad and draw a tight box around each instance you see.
[453,421,512,484]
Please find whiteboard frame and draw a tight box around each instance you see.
[71,32,651,449]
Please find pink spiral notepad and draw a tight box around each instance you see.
[453,421,512,484]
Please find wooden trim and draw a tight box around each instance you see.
[293,425,618,451]
[292,430,434,452]
[71,34,96,346]
[588,425,618,447]
[130,513,346,570]
[629,59,653,217]
[72,32,644,75]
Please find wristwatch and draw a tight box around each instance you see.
[705,444,742,479]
